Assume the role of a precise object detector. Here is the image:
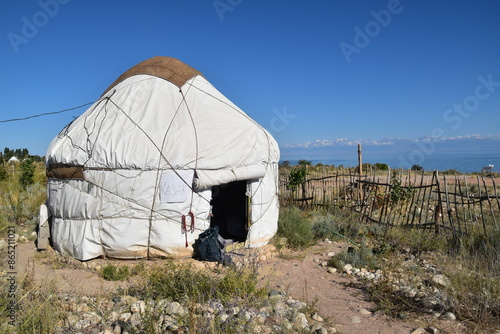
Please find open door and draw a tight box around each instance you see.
[210,180,249,242]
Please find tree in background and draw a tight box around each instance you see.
[411,164,423,171]
[1,147,43,163]
[374,163,389,171]
[3,147,29,160]
[297,159,312,166]
[0,165,7,181]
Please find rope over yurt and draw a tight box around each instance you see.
[43,56,280,261]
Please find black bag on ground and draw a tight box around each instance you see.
[192,226,224,262]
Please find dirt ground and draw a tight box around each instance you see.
[13,241,469,334]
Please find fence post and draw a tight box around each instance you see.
[433,171,442,234]
[357,144,362,176]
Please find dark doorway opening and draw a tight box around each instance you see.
[210,180,248,242]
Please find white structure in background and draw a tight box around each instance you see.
[8,156,20,163]
[481,164,494,173]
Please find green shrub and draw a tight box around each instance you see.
[0,179,46,233]
[310,209,366,243]
[0,275,65,334]
[382,228,447,253]
[311,213,337,240]
[100,264,131,281]
[447,228,500,275]
[129,261,266,305]
[277,206,314,249]
[446,270,500,330]
[19,159,35,189]
[287,166,308,190]
[442,169,460,175]
[328,244,380,271]
[388,170,413,208]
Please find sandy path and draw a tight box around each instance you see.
[258,241,467,334]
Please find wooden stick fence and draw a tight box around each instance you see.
[280,166,500,236]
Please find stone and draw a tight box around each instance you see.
[320,261,329,267]
[107,311,118,322]
[118,312,131,322]
[286,299,306,309]
[218,313,230,323]
[292,312,309,329]
[227,306,240,316]
[343,264,353,274]
[405,288,417,298]
[237,310,252,321]
[431,274,451,288]
[311,312,324,322]
[259,325,272,334]
[426,326,439,334]
[311,324,328,334]
[113,324,122,334]
[264,314,283,326]
[410,328,427,334]
[255,313,267,325]
[327,252,336,257]
[130,301,146,314]
[443,311,456,320]
[269,289,283,297]
[165,302,186,315]
[161,314,176,328]
[66,315,79,326]
[273,301,288,316]
[103,324,114,334]
[359,308,372,316]
[327,267,337,274]
[82,311,102,324]
[350,315,361,324]
[208,300,224,313]
[130,313,141,327]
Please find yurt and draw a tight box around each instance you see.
[44,56,280,261]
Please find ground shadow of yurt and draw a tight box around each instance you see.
[43,56,280,261]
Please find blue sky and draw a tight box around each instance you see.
[1,0,500,157]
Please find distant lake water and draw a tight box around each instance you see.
[281,150,500,173]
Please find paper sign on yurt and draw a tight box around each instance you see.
[160,170,193,203]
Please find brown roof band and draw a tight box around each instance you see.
[102,56,202,95]
[47,164,84,180]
